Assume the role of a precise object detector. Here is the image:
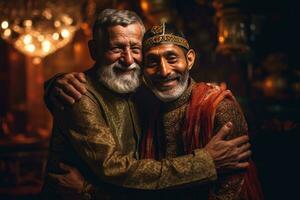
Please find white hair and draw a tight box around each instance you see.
[92,9,145,39]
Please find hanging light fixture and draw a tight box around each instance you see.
[213,0,250,54]
[0,0,82,61]
[216,8,249,54]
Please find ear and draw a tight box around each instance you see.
[88,40,97,61]
[186,49,196,71]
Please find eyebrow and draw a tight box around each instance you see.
[146,49,178,57]
[109,41,141,47]
[130,41,142,46]
[164,50,178,56]
[145,54,158,60]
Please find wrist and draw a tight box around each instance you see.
[81,180,95,200]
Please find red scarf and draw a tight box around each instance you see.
[141,83,264,199]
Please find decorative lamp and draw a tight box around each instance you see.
[0,0,82,62]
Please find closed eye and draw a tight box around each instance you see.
[110,47,122,53]
[131,46,141,54]
[167,56,177,64]
[145,58,159,68]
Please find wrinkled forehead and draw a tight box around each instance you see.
[105,23,143,44]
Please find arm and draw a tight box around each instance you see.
[56,92,217,190]
[210,98,250,200]
[48,122,250,198]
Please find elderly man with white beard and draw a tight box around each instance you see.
[42,9,253,200]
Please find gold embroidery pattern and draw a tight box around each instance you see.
[211,175,245,200]
[213,98,248,139]
[151,24,164,34]
[163,104,187,158]
[143,34,190,50]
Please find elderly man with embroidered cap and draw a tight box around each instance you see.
[42,9,255,200]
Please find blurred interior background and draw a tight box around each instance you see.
[0,0,297,199]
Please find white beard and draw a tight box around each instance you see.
[97,61,141,94]
[146,71,189,102]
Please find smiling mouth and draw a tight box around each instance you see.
[114,67,136,74]
[154,78,179,90]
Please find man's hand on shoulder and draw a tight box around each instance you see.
[205,122,251,173]
[47,72,87,110]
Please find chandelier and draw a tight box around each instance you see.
[0,0,82,61]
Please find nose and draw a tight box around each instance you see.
[158,58,171,77]
[120,48,134,67]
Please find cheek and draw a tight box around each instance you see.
[104,53,121,65]
[133,53,142,65]
[174,61,189,74]
[143,68,156,78]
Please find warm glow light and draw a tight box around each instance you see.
[12,25,21,32]
[54,20,61,27]
[3,29,11,37]
[38,35,44,41]
[264,79,273,89]
[32,57,42,65]
[61,14,73,25]
[23,20,32,27]
[1,21,9,29]
[52,32,59,40]
[61,29,70,38]
[25,44,36,52]
[224,30,228,37]
[23,35,32,44]
[74,42,82,54]
[1,1,81,59]
[42,40,51,52]
[218,36,225,43]
[140,0,149,12]
[43,9,52,20]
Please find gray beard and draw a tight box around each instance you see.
[146,71,189,102]
[97,62,141,94]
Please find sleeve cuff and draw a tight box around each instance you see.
[194,148,218,181]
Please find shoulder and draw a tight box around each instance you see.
[73,70,107,111]
[192,82,224,100]
[57,91,108,132]
[214,97,248,139]
[60,72,102,119]
[216,98,238,117]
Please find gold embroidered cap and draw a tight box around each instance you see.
[143,22,190,50]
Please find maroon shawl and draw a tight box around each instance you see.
[141,83,263,199]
